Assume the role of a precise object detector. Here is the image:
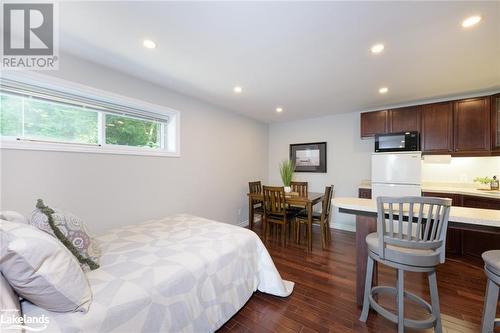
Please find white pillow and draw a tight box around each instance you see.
[0,219,92,313]
[0,273,21,333]
[0,211,28,224]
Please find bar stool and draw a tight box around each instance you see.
[359,196,452,333]
[480,250,500,333]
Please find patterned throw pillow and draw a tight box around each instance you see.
[30,200,101,271]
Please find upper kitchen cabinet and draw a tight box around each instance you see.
[421,101,453,153]
[492,93,500,153]
[360,110,388,138]
[453,97,490,154]
[389,106,420,133]
[359,93,498,156]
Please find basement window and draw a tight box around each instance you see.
[0,76,180,156]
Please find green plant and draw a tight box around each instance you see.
[279,160,294,187]
[474,177,493,185]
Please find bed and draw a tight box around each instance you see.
[21,214,294,333]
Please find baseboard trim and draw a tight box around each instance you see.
[332,223,355,233]
[238,220,249,228]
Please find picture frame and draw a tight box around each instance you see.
[289,142,327,173]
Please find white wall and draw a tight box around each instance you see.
[422,156,500,183]
[268,112,373,231]
[0,53,268,233]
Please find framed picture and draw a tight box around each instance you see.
[289,142,327,173]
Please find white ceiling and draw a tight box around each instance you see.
[59,1,500,123]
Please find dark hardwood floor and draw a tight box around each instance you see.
[218,222,499,333]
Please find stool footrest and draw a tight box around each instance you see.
[368,286,436,330]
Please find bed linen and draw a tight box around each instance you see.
[21,214,293,333]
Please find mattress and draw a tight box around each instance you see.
[21,214,293,333]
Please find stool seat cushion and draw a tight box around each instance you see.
[482,250,500,276]
[366,232,441,267]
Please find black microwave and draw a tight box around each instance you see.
[375,131,420,152]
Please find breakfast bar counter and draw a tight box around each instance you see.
[332,197,500,306]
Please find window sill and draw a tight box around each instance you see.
[0,140,180,157]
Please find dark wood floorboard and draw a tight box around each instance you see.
[218,222,500,333]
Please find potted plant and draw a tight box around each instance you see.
[279,160,294,193]
[474,176,494,190]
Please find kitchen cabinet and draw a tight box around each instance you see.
[462,195,500,210]
[423,191,500,260]
[421,102,453,153]
[358,188,372,199]
[453,97,490,154]
[422,192,462,255]
[360,110,388,138]
[421,192,462,206]
[492,93,500,153]
[359,93,498,156]
[460,195,500,260]
[389,106,420,133]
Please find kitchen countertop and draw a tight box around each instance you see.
[333,197,500,228]
[358,182,500,199]
[421,186,500,199]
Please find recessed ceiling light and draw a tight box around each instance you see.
[233,86,243,94]
[462,15,482,28]
[371,43,385,54]
[379,87,388,94]
[276,107,283,113]
[143,39,156,49]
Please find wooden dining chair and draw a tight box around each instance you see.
[262,186,295,246]
[248,181,263,229]
[288,181,309,213]
[291,181,308,196]
[295,185,334,249]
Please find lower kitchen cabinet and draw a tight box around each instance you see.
[358,188,372,199]
[422,191,500,260]
[462,195,500,209]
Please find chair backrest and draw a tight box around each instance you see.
[249,181,262,194]
[291,181,308,196]
[321,185,335,221]
[263,186,286,216]
[376,196,452,263]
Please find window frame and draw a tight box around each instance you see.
[0,72,181,157]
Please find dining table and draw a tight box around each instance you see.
[248,191,324,251]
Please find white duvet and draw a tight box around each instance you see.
[22,214,293,332]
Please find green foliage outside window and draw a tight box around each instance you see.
[0,93,98,144]
[0,94,23,137]
[0,92,163,149]
[105,114,160,148]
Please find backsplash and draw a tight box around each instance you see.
[421,156,500,183]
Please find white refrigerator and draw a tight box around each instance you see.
[371,152,422,199]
